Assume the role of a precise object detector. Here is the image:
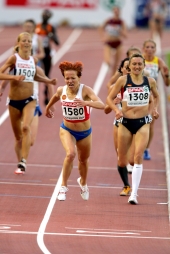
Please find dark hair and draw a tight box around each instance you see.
[59,61,83,77]
[24,19,36,27]
[129,53,145,65]
[42,9,52,18]
[117,57,129,74]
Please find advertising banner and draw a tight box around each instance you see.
[5,0,98,8]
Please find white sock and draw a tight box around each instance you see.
[131,164,143,196]
[127,163,133,171]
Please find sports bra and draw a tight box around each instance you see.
[105,19,122,37]
[144,56,159,81]
[121,74,150,107]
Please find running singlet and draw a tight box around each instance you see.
[35,24,53,50]
[60,84,90,123]
[144,56,159,80]
[121,74,150,107]
[105,19,122,37]
[32,33,39,56]
[10,53,36,83]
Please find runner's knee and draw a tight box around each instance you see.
[66,151,76,162]
[22,125,31,135]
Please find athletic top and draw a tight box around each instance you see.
[60,84,90,123]
[121,74,150,107]
[35,23,53,55]
[9,53,36,83]
[105,19,123,37]
[144,56,159,80]
[116,92,122,110]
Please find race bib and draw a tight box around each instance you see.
[62,102,85,121]
[127,86,149,106]
[145,64,158,80]
[16,63,35,82]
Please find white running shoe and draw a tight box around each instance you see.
[128,194,138,205]
[58,186,68,201]
[14,168,25,175]
[127,164,133,174]
[15,159,26,175]
[77,177,89,200]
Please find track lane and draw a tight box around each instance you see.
[0,27,170,254]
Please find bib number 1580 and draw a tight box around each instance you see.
[63,107,84,116]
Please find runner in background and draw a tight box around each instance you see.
[105,57,132,196]
[142,39,169,160]
[106,47,142,90]
[145,0,168,39]
[99,5,127,76]
[35,9,60,105]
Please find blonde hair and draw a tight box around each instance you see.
[143,39,156,48]
[14,32,32,53]
[126,47,141,57]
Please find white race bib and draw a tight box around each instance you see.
[127,86,149,106]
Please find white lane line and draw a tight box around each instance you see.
[0,109,9,126]
[0,181,167,192]
[158,74,170,219]
[153,32,170,218]
[0,47,13,125]
[37,28,84,254]
[66,227,151,233]
[157,202,168,205]
[1,230,170,240]
[153,32,162,56]
[0,162,166,172]
[76,230,140,235]
[92,62,109,95]
[37,62,108,253]
[37,173,62,254]
[0,47,13,63]
[0,224,21,226]
[52,28,82,65]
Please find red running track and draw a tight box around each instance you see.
[0,26,170,254]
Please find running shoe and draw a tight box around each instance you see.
[143,150,151,160]
[14,168,25,175]
[14,159,26,175]
[127,164,133,174]
[58,186,68,201]
[120,186,131,196]
[77,177,89,200]
[128,194,138,205]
